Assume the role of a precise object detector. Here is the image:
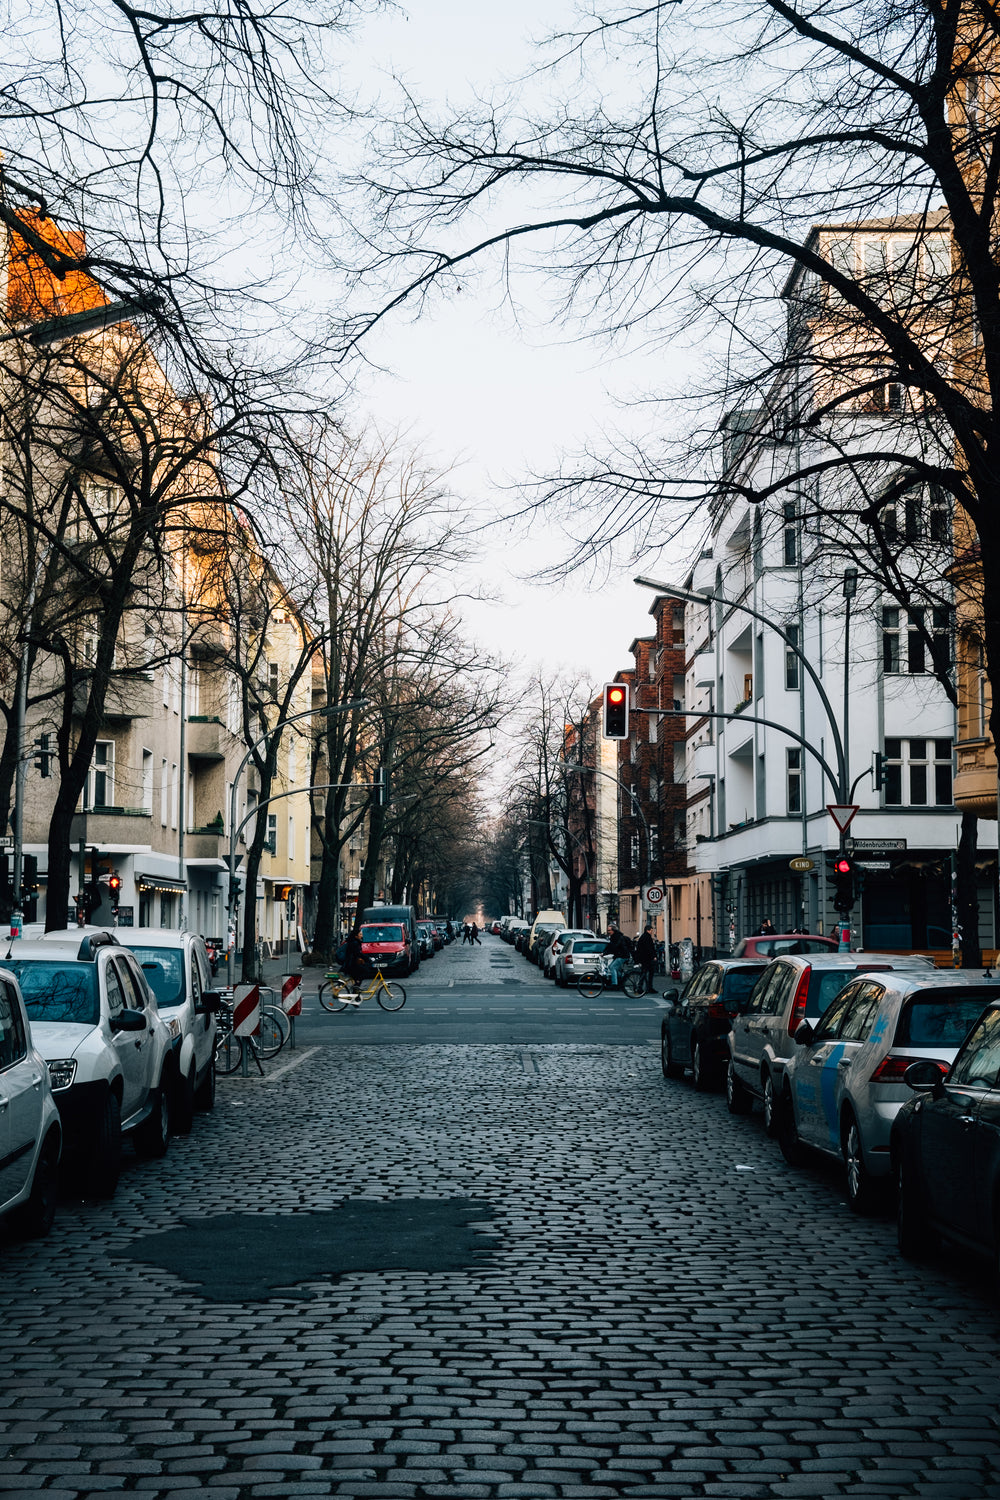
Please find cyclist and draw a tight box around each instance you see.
[602,921,633,989]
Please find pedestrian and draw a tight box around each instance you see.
[470,921,481,945]
[757,917,776,935]
[635,921,657,995]
[462,922,470,944]
[602,921,632,989]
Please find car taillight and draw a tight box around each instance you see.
[870,1054,948,1084]
[707,1001,728,1023]
[787,972,811,1036]
[565,956,574,965]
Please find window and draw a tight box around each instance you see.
[784,624,800,690]
[267,814,277,855]
[141,750,153,812]
[288,815,295,861]
[288,739,296,782]
[884,738,953,807]
[787,748,802,814]
[929,486,949,544]
[782,502,799,566]
[170,763,178,829]
[629,832,640,868]
[0,983,27,1070]
[161,760,169,826]
[883,606,950,675]
[86,742,114,808]
[267,662,279,698]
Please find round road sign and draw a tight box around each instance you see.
[644,885,664,905]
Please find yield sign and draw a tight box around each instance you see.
[827,803,859,834]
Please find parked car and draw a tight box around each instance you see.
[8,930,173,1198]
[553,936,607,988]
[731,933,839,960]
[892,996,1000,1269]
[727,951,935,1135]
[0,965,61,1239]
[112,928,220,1131]
[358,922,411,978]
[542,928,595,978]
[660,960,767,1090]
[361,905,420,972]
[415,923,436,959]
[525,910,567,964]
[776,971,998,1212]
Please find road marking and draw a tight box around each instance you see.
[650,997,670,1008]
[265,1046,321,1081]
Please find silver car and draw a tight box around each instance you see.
[544,929,595,979]
[776,971,1000,1213]
[553,937,606,988]
[726,951,934,1136]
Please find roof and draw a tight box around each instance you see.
[781,208,952,298]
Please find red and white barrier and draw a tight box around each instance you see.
[232,982,260,1037]
[281,972,302,1017]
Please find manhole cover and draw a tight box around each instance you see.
[120,1197,498,1302]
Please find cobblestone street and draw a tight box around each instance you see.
[2,1030,1000,1498]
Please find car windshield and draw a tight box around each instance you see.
[722,968,765,1003]
[361,925,404,944]
[894,990,992,1049]
[127,947,185,1008]
[10,961,100,1026]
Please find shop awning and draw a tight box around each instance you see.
[137,874,187,893]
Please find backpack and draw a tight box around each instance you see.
[335,942,347,965]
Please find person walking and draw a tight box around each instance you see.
[469,921,481,945]
[635,921,657,995]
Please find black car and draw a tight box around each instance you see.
[892,996,1000,1273]
[661,959,766,1091]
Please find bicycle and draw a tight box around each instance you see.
[576,955,649,1000]
[213,993,289,1074]
[318,967,407,1012]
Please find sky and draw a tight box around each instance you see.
[344,0,682,689]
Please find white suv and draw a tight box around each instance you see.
[114,928,220,1132]
[0,965,62,1238]
[8,931,172,1198]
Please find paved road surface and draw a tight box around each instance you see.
[2,935,999,1497]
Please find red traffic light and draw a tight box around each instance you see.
[603,682,630,739]
[108,874,122,894]
[833,856,852,875]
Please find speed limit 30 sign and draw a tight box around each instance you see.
[643,884,664,906]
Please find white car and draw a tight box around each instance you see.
[777,971,1000,1213]
[543,929,595,979]
[0,965,61,1238]
[114,928,220,1130]
[8,930,173,1198]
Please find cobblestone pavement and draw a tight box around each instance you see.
[2,1037,1000,1499]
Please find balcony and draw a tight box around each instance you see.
[186,827,226,861]
[187,716,226,763]
[74,670,155,723]
[693,650,715,686]
[953,737,998,817]
[71,806,152,846]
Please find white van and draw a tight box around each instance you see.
[526,909,568,965]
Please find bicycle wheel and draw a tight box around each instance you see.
[318,981,353,1014]
[577,972,605,1000]
[214,1030,243,1074]
[623,969,647,998]
[377,981,406,1011]
[256,1006,288,1058]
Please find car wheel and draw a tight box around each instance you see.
[86,1092,122,1199]
[134,1087,170,1160]
[762,1070,780,1138]
[691,1038,714,1092]
[661,1025,684,1080]
[726,1059,753,1115]
[842,1111,877,1214]
[195,1058,216,1112]
[15,1137,59,1239]
[897,1157,932,1260]
[172,1067,196,1136]
[777,1086,808,1167]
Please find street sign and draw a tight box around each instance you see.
[0,836,12,848]
[789,857,815,872]
[848,838,906,851]
[827,803,859,834]
[643,884,664,906]
[855,860,891,871]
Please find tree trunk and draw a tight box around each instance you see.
[957,809,982,969]
[311,836,341,959]
[354,800,388,923]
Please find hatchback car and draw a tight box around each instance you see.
[727,951,935,1135]
[358,923,411,977]
[553,936,607,987]
[661,960,767,1089]
[543,929,594,978]
[892,997,1000,1269]
[0,965,61,1239]
[731,933,838,959]
[777,972,998,1212]
[8,931,173,1198]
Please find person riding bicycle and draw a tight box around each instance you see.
[343,923,366,983]
[602,921,632,989]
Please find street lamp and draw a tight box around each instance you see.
[227,697,368,984]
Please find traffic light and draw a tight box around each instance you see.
[33,734,51,777]
[603,682,630,739]
[375,765,390,806]
[832,853,854,913]
[108,872,122,912]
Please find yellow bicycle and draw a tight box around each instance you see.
[318,967,407,1012]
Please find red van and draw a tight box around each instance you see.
[358,923,411,977]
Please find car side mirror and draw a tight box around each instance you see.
[197,991,222,1014]
[904,1059,946,1096]
[662,988,679,1006]
[110,1009,146,1033]
[793,1020,815,1046]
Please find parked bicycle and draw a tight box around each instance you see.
[318,967,406,1012]
[214,991,290,1074]
[576,954,649,1000]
